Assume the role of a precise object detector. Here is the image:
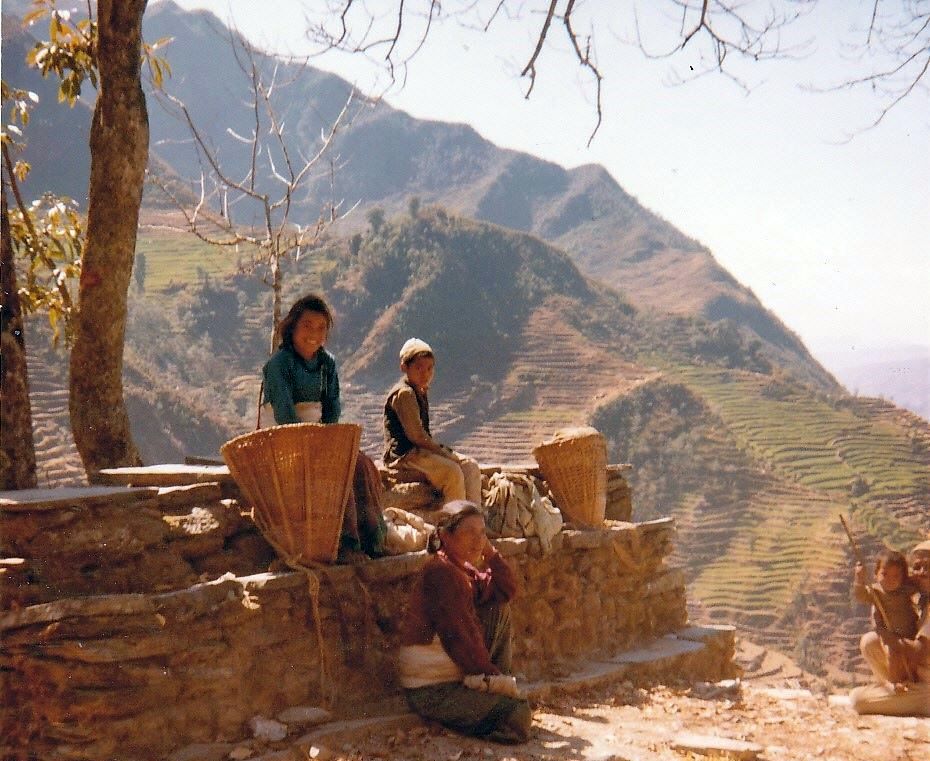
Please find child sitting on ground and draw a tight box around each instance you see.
[853,548,919,685]
[382,338,482,505]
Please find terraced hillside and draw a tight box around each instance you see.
[674,367,929,536]
[135,227,241,291]
[601,368,930,682]
[685,480,850,676]
[24,340,85,488]
[451,298,659,462]
[678,368,930,499]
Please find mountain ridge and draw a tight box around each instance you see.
[3,1,837,393]
[143,2,829,388]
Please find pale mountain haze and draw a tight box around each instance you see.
[813,343,930,421]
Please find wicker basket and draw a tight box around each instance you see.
[221,423,361,564]
[532,426,606,527]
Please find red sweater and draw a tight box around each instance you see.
[401,549,518,675]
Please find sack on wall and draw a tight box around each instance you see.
[485,471,562,553]
[383,507,434,555]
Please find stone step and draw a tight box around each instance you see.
[0,485,160,512]
[522,624,736,700]
[25,338,84,488]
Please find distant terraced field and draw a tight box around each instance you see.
[453,299,658,462]
[688,482,847,619]
[674,367,929,507]
[658,366,930,681]
[135,230,242,291]
[135,225,340,294]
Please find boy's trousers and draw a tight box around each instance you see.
[401,448,482,505]
[860,631,891,682]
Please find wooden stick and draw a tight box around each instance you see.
[839,513,893,629]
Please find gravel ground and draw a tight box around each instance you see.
[306,640,929,761]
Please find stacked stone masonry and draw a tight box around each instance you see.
[2,468,698,761]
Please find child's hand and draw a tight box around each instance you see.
[885,635,906,655]
[854,563,866,585]
[464,674,521,698]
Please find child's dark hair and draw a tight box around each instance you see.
[875,549,909,579]
[426,500,484,554]
[278,293,334,350]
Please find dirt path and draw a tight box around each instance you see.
[530,683,926,761]
[302,640,929,761]
[313,681,926,761]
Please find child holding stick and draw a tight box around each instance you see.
[852,549,919,685]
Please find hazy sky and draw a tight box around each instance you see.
[166,0,929,368]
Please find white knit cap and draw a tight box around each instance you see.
[399,337,434,365]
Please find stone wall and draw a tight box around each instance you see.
[2,481,682,761]
[0,484,275,607]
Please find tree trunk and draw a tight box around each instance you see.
[1,187,38,489]
[68,0,148,476]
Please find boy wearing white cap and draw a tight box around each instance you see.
[382,338,482,504]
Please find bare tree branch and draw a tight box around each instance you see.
[867,0,880,45]
[302,1,817,146]
[385,0,407,75]
[302,1,924,149]
[561,0,603,147]
[810,2,929,133]
[521,0,560,100]
[148,24,360,350]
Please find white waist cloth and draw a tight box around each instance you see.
[260,401,322,428]
[397,636,463,688]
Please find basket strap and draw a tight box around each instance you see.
[256,525,336,707]
[303,569,336,707]
[256,379,265,431]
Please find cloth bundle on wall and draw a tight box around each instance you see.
[383,507,434,554]
[484,471,563,553]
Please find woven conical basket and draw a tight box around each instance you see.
[532,426,606,527]
[221,423,361,564]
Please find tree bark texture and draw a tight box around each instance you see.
[69,0,148,475]
[1,188,38,489]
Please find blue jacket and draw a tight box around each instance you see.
[262,346,341,424]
